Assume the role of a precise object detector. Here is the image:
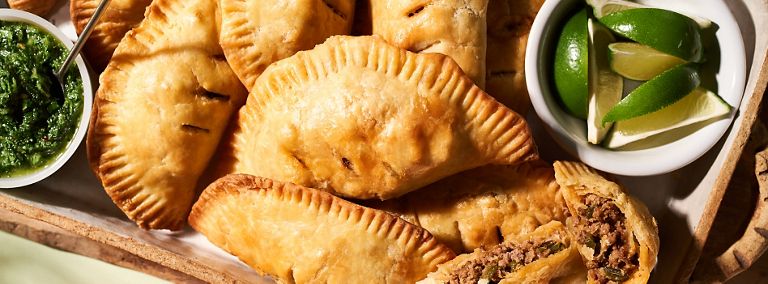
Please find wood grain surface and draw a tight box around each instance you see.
[0,207,202,283]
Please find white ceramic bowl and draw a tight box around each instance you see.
[0,9,92,188]
[526,0,746,176]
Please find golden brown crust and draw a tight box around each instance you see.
[369,161,566,253]
[9,0,58,17]
[189,174,456,283]
[219,0,356,90]
[221,35,537,200]
[86,0,248,230]
[419,221,585,283]
[553,161,660,284]
[370,0,488,87]
[70,0,153,71]
[485,0,545,115]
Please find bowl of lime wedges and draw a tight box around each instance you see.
[526,0,746,176]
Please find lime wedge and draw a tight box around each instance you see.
[599,8,704,62]
[609,42,686,81]
[604,87,732,148]
[587,19,622,144]
[588,0,712,29]
[602,63,700,124]
[554,8,589,119]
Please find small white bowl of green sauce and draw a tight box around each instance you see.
[0,9,92,188]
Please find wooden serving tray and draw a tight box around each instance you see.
[1,0,767,283]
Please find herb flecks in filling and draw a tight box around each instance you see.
[448,237,566,283]
[574,194,639,283]
[0,22,83,176]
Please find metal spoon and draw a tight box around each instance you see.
[53,0,111,92]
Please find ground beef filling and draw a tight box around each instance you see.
[447,238,565,283]
[574,194,639,283]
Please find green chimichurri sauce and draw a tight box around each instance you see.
[0,21,83,177]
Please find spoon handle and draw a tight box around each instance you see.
[56,0,112,78]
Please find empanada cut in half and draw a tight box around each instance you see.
[87,0,248,230]
[224,35,538,200]
[418,221,584,284]
[369,161,566,253]
[189,174,456,283]
[370,0,488,87]
[553,161,660,284]
[220,0,356,90]
[71,0,153,71]
[485,0,545,115]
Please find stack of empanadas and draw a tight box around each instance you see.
[82,0,663,282]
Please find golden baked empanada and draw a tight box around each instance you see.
[87,0,248,230]
[419,221,584,284]
[71,0,153,71]
[9,0,58,17]
[369,0,488,87]
[189,174,456,283]
[220,0,356,90]
[222,36,537,200]
[553,161,659,284]
[369,161,566,253]
[485,0,545,115]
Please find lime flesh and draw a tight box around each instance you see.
[609,42,686,81]
[602,63,700,124]
[604,87,732,148]
[587,19,622,144]
[554,8,589,119]
[599,8,704,63]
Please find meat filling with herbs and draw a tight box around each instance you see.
[448,237,565,283]
[574,194,639,283]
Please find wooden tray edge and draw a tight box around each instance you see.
[676,52,768,281]
[0,193,242,283]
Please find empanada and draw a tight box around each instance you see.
[220,0,356,90]
[369,0,488,87]
[418,221,585,284]
[189,174,456,283]
[71,0,153,71]
[553,161,659,284]
[369,161,566,253]
[9,0,58,17]
[221,36,538,200]
[87,0,248,230]
[485,0,545,115]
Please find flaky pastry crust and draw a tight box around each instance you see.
[553,161,660,284]
[370,161,566,253]
[485,0,545,115]
[86,0,248,230]
[219,0,356,90]
[189,174,456,283]
[9,0,58,17]
[218,36,537,200]
[369,0,489,87]
[70,0,153,71]
[419,221,585,284]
